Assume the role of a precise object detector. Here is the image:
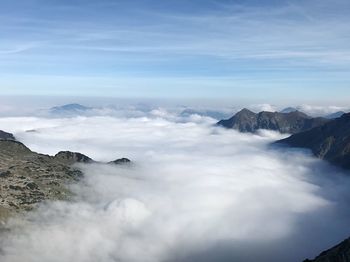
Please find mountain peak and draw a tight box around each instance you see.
[237,108,255,115]
[54,151,93,164]
[285,110,309,118]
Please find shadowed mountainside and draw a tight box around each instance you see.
[304,237,350,262]
[0,130,15,140]
[276,113,350,170]
[217,108,329,134]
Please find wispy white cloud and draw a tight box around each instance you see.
[0,0,349,100]
[0,43,38,55]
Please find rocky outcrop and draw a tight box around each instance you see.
[0,130,15,141]
[54,151,93,165]
[304,237,350,262]
[276,113,350,169]
[0,136,133,222]
[217,108,329,134]
[109,158,131,165]
[0,140,85,221]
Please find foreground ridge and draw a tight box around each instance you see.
[304,237,350,262]
[0,138,130,222]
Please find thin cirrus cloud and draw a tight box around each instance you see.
[0,0,349,99]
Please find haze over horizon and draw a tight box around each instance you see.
[0,0,349,102]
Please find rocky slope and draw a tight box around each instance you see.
[304,237,350,262]
[0,132,130,223]
[217,108,329,134]
[276,113,350,169]
[0,140,86,222]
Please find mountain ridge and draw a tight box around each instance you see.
[0,138,130,223]
[217,108,329,134]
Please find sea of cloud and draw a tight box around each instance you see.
[0,111,350,262]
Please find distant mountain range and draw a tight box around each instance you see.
[280,107,347,119]
[180,108,231,120]
[217,108,329,134]
[325,111,346,119]
[49,103,92,116]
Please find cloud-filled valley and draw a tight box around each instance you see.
[1,112,350,262]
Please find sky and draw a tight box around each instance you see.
[0,0,349,102]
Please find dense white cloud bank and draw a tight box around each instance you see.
[0,114,350,262]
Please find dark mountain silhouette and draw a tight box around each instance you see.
[276,113,350,169]
[217,108,329,134]
[0,130,15,140]
[304,237,350,262]
[108,158,131,165]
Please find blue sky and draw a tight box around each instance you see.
[0,0,349,102]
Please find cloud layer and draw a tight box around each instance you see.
[1,113,350,262]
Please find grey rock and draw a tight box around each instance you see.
[0,136,130,223]
[0,140,87,221]
[304,237,350,262]
[54,151,93,164]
